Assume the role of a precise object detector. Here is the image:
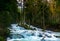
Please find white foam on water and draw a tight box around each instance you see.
[7,24,60,41]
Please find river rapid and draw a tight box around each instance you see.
[7,24,60,41]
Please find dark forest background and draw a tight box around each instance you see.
[0,0,60,41]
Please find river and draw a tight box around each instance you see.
[7,24,60,41]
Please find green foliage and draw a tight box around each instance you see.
[24,0,50,28]
[0,0,19,41]
[0,36,5,41]
[24,0,60,31]
[56,0,60,6]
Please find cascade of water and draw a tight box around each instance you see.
[7,24,59,41]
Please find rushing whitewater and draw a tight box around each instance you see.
[7,24,60,41]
